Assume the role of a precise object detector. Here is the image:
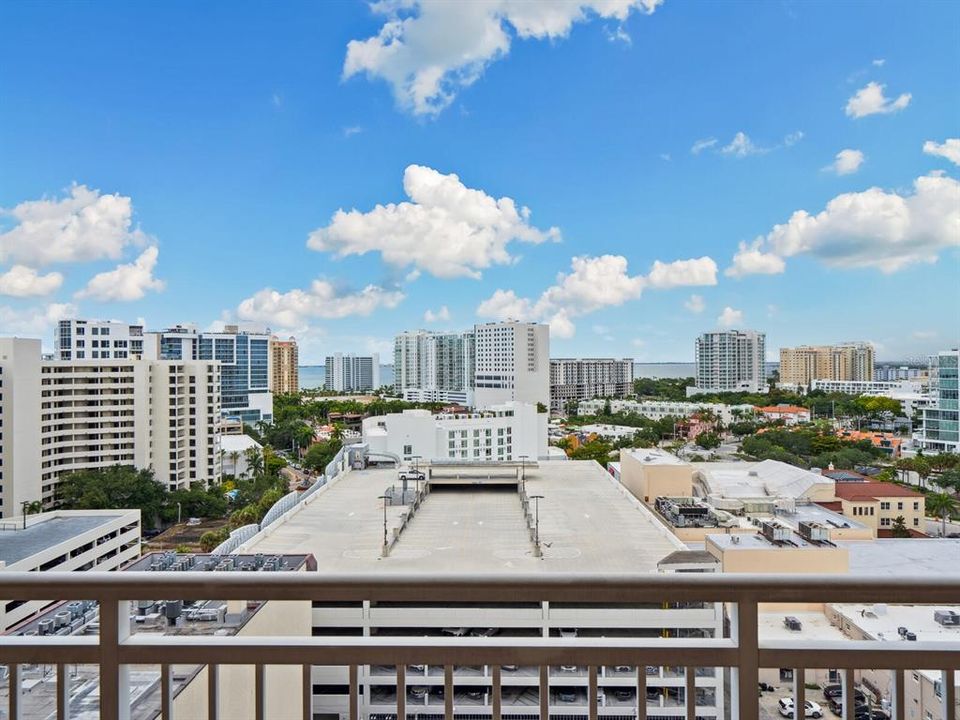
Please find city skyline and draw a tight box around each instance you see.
[1,1,959,364]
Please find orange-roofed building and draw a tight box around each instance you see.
[833,481,925,536]
[837,430,902,458]
[755,404,811,425]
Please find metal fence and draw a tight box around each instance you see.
[1,572,958,720]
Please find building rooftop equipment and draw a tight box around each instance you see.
[693,459,835,501]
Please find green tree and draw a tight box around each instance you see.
[536,402,548,414]
[200,528,229,552]
[926,493,958,538]
[57,466,167,528]
[303,438,344,473]
[244,446,264,478]
[890,516,911,538]
[913,456,933,490]
[695,432,722,450]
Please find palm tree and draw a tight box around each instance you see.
[331,423,345,443]
[244,446,264,478]
[926,493,958,538]
[895,458,914,484]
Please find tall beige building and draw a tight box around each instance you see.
[0,338,221,516]
[779,342,874,385]
[270,336,299,395]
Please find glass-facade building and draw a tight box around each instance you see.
[918,349,959,453]
[150,325,272,423]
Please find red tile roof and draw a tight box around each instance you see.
[834,481,923,501]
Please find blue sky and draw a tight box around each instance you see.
[1,0,958,363]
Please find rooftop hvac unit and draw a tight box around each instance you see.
[905,632,917,641]
[761,522,791,543]
[934,610,960,626]
[783,616,802,632]
[798,521,830,543]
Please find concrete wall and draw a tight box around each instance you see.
[618,450,694,504]
[173,598,312,720]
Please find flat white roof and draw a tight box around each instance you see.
[627,448,687,466]
[758,610,847,643]
[220,434,262,453]
[694,459,834,500]
[0,511,134,566]
[839,538,960,577]
[247,460,685,574]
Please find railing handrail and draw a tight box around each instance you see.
[2,571,959,603]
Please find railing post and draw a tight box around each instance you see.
[444,664,453,720]
[160,664,173,720]
[492,665,502,720]
[209,664,220,720]
[685,666,696,720]
[540,665,549,719]
[99,599,130,720]
[57,663,70,720]
[396,664,406,720]
[891,669,905,720]
[792,667,805,720]
[7,663,21,720]
[732,597,759,720]
[254,663,266,720]
[348,665,359,720]
[589,665,598,720]
[841,667,856,720]
[636,665,647,720]
[942,669,956,720]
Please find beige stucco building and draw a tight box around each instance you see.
[618,448,694,504]
[779,342,875,386]
[270,336,300,395]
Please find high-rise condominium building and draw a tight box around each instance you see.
[0,338,221,516]
[270,336,299,394]
[691,329,766,395]
[146,324,272,423]
[54,319,145,360]
[779,342,875,385]
[917,349,959,454]
[394,330,475,405]
[474,320,550,409]
[324,353,380,392]
[549,358,634,413]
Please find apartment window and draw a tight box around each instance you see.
[897,502,903,510]
[913,502,919,511]
[880,501,890,510]
[402,444,412,456]
[880,518,891,527]
[913,517,920,527]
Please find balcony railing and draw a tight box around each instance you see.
[1,572,958,720]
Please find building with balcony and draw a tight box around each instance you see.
[0,338,221,514]
[917,349,960,454]
[0,509,141,632]
[362,401,548,463]
[579,398,756,424]
[269,336,299,395]
[54,319,145,361]
[145,324,273,423]
[779,342,875,386]
[754,404,811,425]
[394,329,476,406]
[690,330,766,396]
[549,358,634,413]
[324,352,380,392]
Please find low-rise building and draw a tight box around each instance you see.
[832,480,925,535]
[0,509,141,632]
[618,448,694,504]
[755,404,811,425]
[578,398,756,424]
[362,401,548,463]
[837,429,903,458]
[220,434,263,478]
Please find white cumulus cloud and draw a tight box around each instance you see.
[476,254,717,338]
[237,280,404,329]
[690,137,717,155]
[0,184,146,266]
[423,305,451,323]
[845,82,911,118]
[728,173,960,275]
[307,164,559,279]
[825,148,865,175]
[75,246,165,302]
[343,0,663,116]
[717,306,743,328]
[725,240,787,278]
[0,302,77,337]
[0,265,64,297]
[923,138,960,166]
[684,294,705,314]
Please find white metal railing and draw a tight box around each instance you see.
[1,573,958,720]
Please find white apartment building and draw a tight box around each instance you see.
[809,379,924,395]
[362,401,548,462]
[0,509,141,632]
[0,338,221,516]
[578,398,756,424]
[324,352,380,392]
[54,319,145,361]
[474,321,550,409]
[549,358,634,413]
[690,329,766,395]
[394,330,475,405]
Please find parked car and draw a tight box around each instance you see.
[778,698,824,718]
[556,690,577,703]
[613,665,634,673]
[502,664,519,672]
[560,665,578,672]
[822,684,842,700]
[828,692,867,715]
[558,628,578,638]
[408,664,426,673]
[612,688,633,701]
[441,627,469,637]
[470,627,498,637]
[409,686,428,700]
[465,689,484,700]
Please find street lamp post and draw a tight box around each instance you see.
[177,502,182,525]
[530,494,544,552]
[377,495,389,550]
[411,454,422,474]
